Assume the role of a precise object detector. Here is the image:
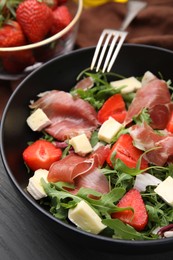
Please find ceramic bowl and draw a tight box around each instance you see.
[1,44,173,254]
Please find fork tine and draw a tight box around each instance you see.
[95,31,113,72]
[102,31,120,73]
[90,30,107,71]
[90,30,128,73]
[107,31,128,72]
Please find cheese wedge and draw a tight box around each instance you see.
[98,116,122,143]
[154,176,173,206]
[68,200,106,234]
[27,108,51,131]
[111,76,141,94]
[27,169,48,200]
[69,133,93,155]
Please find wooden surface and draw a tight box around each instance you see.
[0,155,173,260]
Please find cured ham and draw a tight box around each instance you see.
[124,78,173,129]
[48,153,90,183]
[48,146,110,194]
[90,145,110,167]
[30,90,99,141]
[74,77,94,90]
[130,122,173,166]
[75,167,110,194]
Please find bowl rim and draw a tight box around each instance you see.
[0,0,83,52]
[1,43,173,249]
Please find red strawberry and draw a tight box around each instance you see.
[1,50,35,74]
[50,5,72,35]
[16,0,53,43]
[112,189,148,231]
[0,20,26,47]
[97,94,127,124]
[23,139,62,171]
[106,134,148,169]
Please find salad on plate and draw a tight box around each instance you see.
[22,69,173,240]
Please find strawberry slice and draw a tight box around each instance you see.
[97,94,127,124]
[166,111,173,133]
[112,189,148,231]
[106,134,148,169]
[23,139,62,171]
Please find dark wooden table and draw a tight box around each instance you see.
[0,154,173,260]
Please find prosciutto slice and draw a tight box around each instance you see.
[48,146,110,194]
[30,90,99,141]
[124,78,173,129]
[130,122,173,166]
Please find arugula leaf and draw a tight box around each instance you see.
[114,158,146,176]
[77,187,126,217]
[41,179,127,220]
[62,144,71,158]
[102,219,145,240]
[90,131,99,147]
[71,70,126,109]
[133,108,152,125]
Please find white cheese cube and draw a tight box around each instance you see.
[98,117,122,143]
[110,76,141,94]
[164,231,173,238]
[154,176,173,206]
[68,200,106,234]
[69,134,93,155]
[27,169,48,200]
[27,108,51,131]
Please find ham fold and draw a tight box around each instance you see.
[48,146,110,194]
[124,78,173,129]
[130,122,173,166]
[30,90,99,141]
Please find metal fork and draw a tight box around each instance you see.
[90,0,147,73]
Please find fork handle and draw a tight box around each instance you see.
[119,0,147,31]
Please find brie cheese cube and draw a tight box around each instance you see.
[164,231,173,238]
[68,200,106,234]
[110,76,141,94]
[98,117,122,143]
[69,134,93,155]
[27,169,48,200]
[27,108,51,131]
[154,176,173,206]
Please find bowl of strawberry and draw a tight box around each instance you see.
[1,43,173,255]
[0,0,83,78]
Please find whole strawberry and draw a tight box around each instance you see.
[0,20,26,47]
[50,5,72,35]
[16,0,53,43]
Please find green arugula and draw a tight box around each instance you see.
[70,70,127,110]
[37,70,173,240]
[102,219,146,240]
[41,179,126,218]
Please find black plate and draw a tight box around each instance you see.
[1,44,173,254]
